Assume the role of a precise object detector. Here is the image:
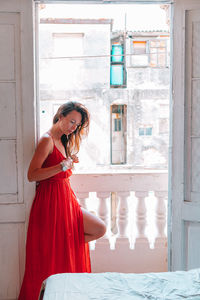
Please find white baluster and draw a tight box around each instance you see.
[76,192,89,209]
[154,191,167,248]
[135,191,149,246]
[95,192,110,248]
[115,191,130,249]
[96,192,110,230]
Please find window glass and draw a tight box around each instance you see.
[131,40,148,66]
[146,127,152,135]
[111,44,123,62]
[133,41,146,54]
[139,127,152,136]
[110,65,124,86]
[114,118,122,131]
[149,39,167,67]
[139,128,145,136]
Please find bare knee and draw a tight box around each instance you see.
[81,208,107,241]
[95,219,106,239]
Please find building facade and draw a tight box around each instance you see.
[39,17,170,172]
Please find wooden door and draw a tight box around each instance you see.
[170,0,200,271]
[0,1,35,299]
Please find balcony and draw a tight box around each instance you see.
[70,170,168,273]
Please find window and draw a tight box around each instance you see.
[139,127,152,136]
[110,64,124,86]
[149,39,167,67]
[110,43,126,87]
[131,40,148,66]
[114,118,122,131]
[111,104,127,164]
[146,127,152,135]
[131,38,168,68]
[133,41,146,55]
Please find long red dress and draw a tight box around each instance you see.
[18,144,91,300]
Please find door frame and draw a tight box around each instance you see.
[34,0,174,269]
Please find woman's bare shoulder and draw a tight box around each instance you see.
[36,133,54,153]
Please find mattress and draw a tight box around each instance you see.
[40,269,200,300]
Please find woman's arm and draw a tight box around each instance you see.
[27,136,62,182]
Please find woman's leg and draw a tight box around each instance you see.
[81,208,106,243]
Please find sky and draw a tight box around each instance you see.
[39,4,169,31]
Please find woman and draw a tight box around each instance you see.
[18,101,106,300]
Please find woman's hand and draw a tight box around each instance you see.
[61,157,73,170]
[71,154,79,163]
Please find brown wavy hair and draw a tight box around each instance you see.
[53,101,90,157]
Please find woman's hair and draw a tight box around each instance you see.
[53,101,90,157]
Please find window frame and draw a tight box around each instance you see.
[131,39,149,67]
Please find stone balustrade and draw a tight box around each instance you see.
[70,171,168,273]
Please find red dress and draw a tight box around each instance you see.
[18,144,91,300]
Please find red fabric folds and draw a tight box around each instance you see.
[18,145,91,300]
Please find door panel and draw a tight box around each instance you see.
[171,0,200,271]
[0,140,17,194]
[0,83,16,138]
[0,24,15,80]
[0,1,35,299]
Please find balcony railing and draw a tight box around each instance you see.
[70,170,168,273]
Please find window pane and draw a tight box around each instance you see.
[139,128,145,135]
[131,41,148,66]
[160,40,166,47]
[150,40,157,47]
[158,53,166,67]
[146,127,152,135]
[112,104,124,114]
[150,53,157,67]
[133,41,146,54]
[114,118,122,131]
[110,65,123,85]
[159,47,166,53]
[111,44,123,62]
[150,48,157,54]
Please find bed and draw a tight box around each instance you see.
[39,269,200,300]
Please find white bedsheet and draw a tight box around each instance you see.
[42,269,200,300]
